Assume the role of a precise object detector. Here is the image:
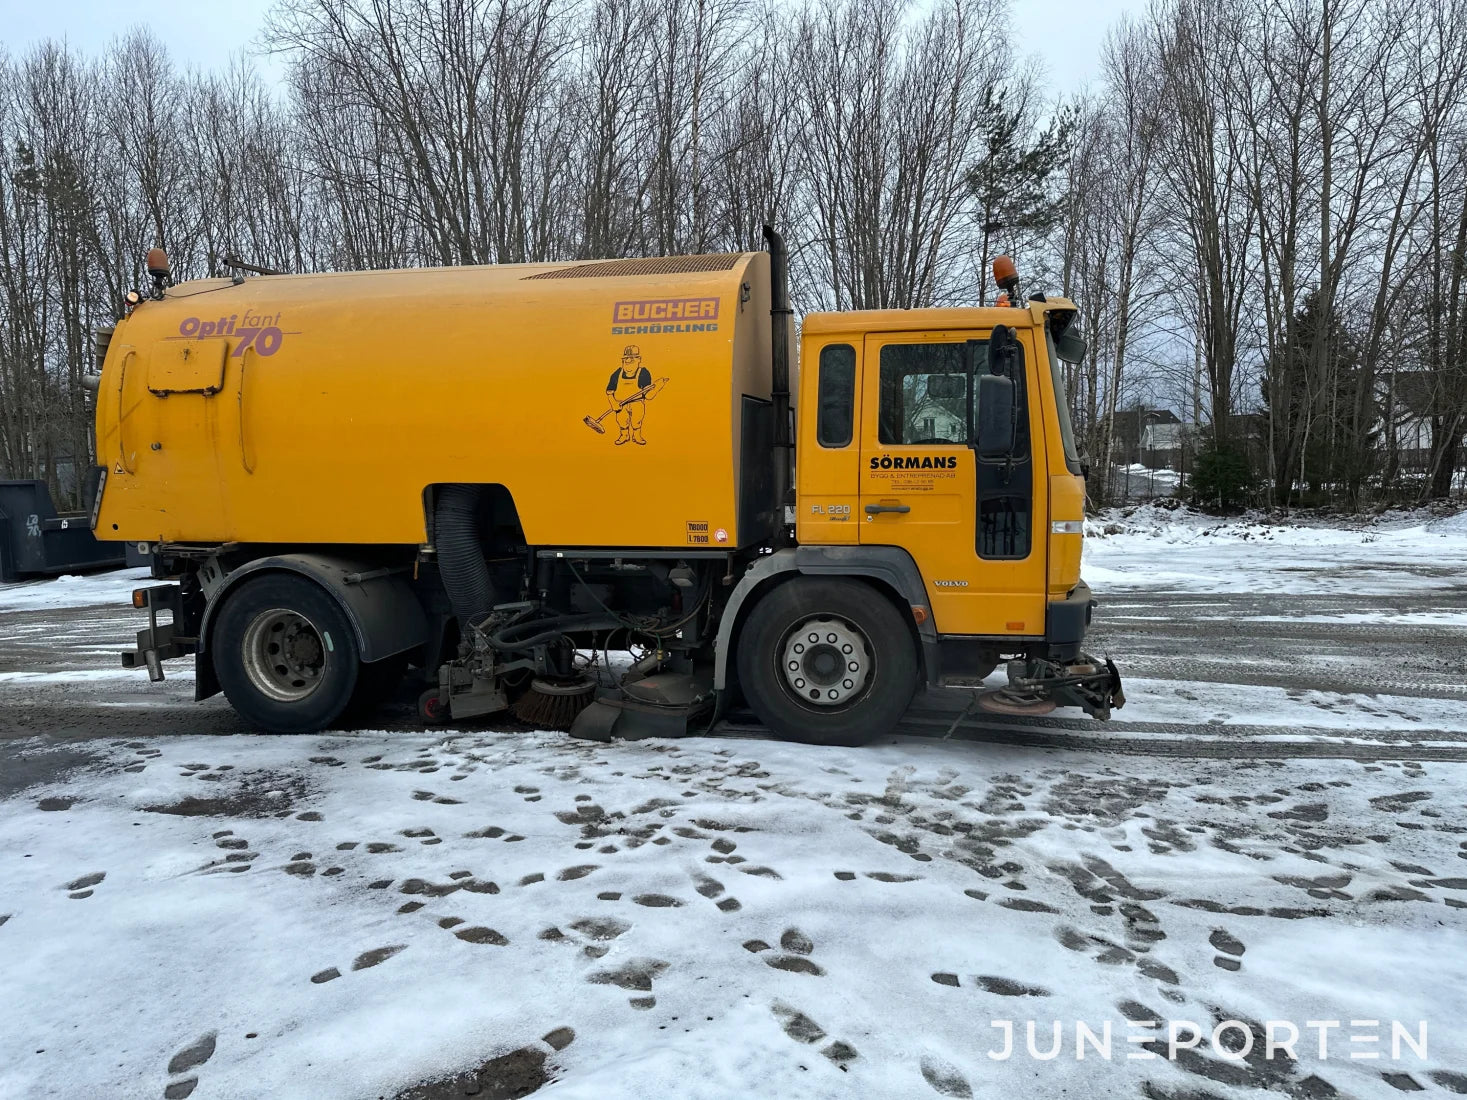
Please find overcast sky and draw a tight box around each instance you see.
[8,0,1136,95]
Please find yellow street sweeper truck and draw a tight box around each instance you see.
[93,232,1122,743]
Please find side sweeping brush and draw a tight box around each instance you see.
[511,675,597,730]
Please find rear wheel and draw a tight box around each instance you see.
[737,578,919,746]
[213,574,361,733]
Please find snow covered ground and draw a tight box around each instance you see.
[2,731,1464,1100]
[1084,503,1467,599]
[3,509,1467,1099]
[0,566,150,613]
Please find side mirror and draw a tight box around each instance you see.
[976,374,1015,458]
[1055,330,1087,363]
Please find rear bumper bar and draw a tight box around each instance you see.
[120,583,194,682]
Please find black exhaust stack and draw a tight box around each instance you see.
[763,224,793,538]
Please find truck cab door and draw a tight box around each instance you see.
[857,329,1046,639]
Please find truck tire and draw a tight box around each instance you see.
[212,573,361,733]
[737,577,918,746]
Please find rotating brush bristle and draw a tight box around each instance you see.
[512,675,597,730]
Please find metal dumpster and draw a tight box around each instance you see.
[0,474,146,582]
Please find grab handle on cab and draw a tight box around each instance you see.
[116,349,137,474]
[236,345,255,474]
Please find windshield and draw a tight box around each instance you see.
[1044,326,1082,475]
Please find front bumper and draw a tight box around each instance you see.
[1045,579,1096,661]
[1019,580,1123,718]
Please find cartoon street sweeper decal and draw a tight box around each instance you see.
[583,344,669,445]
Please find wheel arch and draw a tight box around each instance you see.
[714,546,937,694]
[195,553,429,701]
[422,481,526,548]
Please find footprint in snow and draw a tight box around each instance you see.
[389,1028,575,1100]
[541,917,630,959]
[734,865,783,880]
[1055,924,1136,966]
[162,1031,216,1099]
[769,1002,859,1066]
[633,893,682,908]
[454,926,508,945]
[284,851,316,877]
[463,825,524,842]
[197,830,258,875]
[1060,921,1181,997]
[1429,1069,1467,1092]
[743,927,826,976]
[975,975,1050,997]
[354,944,406,969]
[310,944,407,984]
[411,789,462,805]
[1209,927,1245,971]
[587,958,669,1010]
[64,871,105,899]
[691,873,742,912]
[399,875,498,897]
[919,1055,971,1098]
[569,916,630,941]
[1119,901,1167,951]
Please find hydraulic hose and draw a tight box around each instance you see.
[487,612,621,652]
[434,484,497,632]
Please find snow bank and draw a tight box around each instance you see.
[0,567,151,613]
[1082,503,1467,595]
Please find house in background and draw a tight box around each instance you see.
[1108,407,1188,470]
[1379,370,1436,473]
[907,398,965,443]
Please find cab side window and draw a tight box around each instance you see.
[878,343,967,445]
[817,344,856,448]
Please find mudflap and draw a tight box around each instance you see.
[568,670,714,743]
[978,654,1124,720]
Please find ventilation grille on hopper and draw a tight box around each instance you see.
[524,254,743,279]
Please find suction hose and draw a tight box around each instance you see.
[434,484,497,633]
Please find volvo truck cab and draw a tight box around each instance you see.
[789,294,1116,721]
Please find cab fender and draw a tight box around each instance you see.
[714,546,937,692]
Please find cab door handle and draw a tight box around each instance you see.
[865,503,910,514]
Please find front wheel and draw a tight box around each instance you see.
[736,578,919,746]
[213,573,361,733]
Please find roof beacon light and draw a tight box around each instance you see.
[146,248,171,299]
[992,255,1020,307]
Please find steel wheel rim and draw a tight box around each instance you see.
[241,607,325,703]
[780,615,872,707]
